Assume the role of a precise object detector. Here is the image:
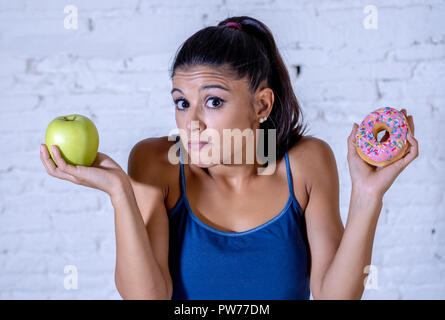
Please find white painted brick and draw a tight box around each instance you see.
[376,225,434,246]
[0,0,25,10]
[1,192,103,215]
[362,287,402,300]
[401,284,445,300]
[0,212,52,233]
[1,252,49,273]
[0,0,444,299]
[394,43,445,61]
[377,78,445,99]
[22,0,139,13]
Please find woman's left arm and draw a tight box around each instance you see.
[306,109,418,300]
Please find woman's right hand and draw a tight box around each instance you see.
[40,144,129,197]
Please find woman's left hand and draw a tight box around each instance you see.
[347,108,419,198]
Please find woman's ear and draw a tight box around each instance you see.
[255,87,274,117]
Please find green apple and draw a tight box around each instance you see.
[45,114,99,167]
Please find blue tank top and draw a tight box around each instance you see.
[167,136,311,300]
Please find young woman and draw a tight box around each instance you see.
[40,16,418,300]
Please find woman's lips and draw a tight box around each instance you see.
[188,142,210,150]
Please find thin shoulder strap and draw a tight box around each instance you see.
[176,135,186,195]
[284,151,295,197]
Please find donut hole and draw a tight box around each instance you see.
[372,122,391,143]
[376,129,390,143]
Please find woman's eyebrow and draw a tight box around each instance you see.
[171,84,230,95]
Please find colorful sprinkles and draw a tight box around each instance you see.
[356,106,409,163]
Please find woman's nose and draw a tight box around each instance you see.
[186,110,205,132]
[187,119,205,133]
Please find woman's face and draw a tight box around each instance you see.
[171,65,273,168]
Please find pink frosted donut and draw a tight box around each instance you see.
[355,107,411,167]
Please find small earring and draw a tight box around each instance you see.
[259,117,267,123]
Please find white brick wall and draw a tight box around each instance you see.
[0,0,444,299]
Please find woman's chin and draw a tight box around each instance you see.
[187,150,218,167]
[192,161,215,168]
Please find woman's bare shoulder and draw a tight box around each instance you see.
[287,135,337,192]
[287,135,335,162]
[128,136,179,185]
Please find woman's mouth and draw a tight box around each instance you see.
[188,142,209,150]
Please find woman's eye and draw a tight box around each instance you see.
[174,99,189,110]
[174,97,225,110]
[206,97,225,109]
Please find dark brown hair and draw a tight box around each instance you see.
[169,16,308,160]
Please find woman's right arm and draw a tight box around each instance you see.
[40,140,172,300]
[111,178,171,300]
[111,139,173,300]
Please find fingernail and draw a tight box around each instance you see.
[40,145,44,152]
[51,145,56,152]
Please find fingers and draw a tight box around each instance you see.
[91,152,113,168]
[400,108,415,137]
[389,132,419,172]
[403,132,419,165]
[50,145,79,175]
[40,144,79,183]
[407,115,415,137]
[401,108,407,116]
